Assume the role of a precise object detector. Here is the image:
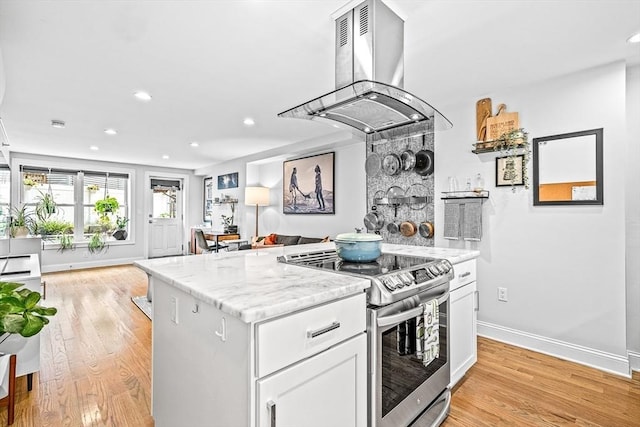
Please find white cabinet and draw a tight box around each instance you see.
[449,259,478,387]
[152,277,367,427]
[256,333,367,427]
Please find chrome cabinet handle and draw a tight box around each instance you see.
[215,317,227,342]
[459,271,471,279]
[267,400,276,427]
[474,290,479,312]
[307,321,340,338]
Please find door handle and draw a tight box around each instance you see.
[267,400,276,427]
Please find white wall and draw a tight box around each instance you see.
[625,64,640,369]
[435,61,629,375]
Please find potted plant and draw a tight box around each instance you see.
[9,205,34,238]
[34,190,58,221]
[87,232,107,254]
[94,196,119,217]
[112,216,129,240]
[22,177,39,189]
[57,232,75,252]
[33,218,73,237]
[86,184,99,193]
[0,281,57,338]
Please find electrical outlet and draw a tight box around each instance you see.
[170,296,179,323]
[498,287,508,302]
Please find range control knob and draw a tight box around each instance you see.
[382,277,396,291]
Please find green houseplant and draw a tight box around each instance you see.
[34,190,58,221]
[87,232,107,254]
[0,281,57,338]
[57,233,75,252]
[9,205,34,237]
[94,196,119,216]
[112,216,129,240]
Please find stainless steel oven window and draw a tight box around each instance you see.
[380,300,447,417]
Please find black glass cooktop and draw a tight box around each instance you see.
[298,253,436,278]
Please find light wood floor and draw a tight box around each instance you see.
[1,265,637,426]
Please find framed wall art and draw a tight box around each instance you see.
[204,177,214,222]
[496,155,525,187]
[217,172,238,189]
[283,152,335,214]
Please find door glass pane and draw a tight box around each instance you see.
[152,187,177,219]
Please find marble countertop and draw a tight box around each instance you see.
[135,242,479,324]
[134,247,370,323]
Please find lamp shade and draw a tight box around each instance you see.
[245,186,270,206]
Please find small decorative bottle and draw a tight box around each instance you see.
[474,173,485,193]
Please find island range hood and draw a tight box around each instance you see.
[278,0,452,135]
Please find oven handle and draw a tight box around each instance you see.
[376,294,448,328]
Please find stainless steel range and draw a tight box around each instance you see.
[279,250,453,427]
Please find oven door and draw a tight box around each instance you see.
[368,285,450,427]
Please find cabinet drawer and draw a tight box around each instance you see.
[450,259,476,292]
[256,292,366,378]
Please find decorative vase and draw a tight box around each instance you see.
[112,229,128,240]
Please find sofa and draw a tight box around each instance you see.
[240,233,330,250]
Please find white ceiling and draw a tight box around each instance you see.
[0,0,638,171]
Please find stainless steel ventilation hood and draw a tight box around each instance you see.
[278,0,452,135]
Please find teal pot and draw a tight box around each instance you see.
[335,232,382,262]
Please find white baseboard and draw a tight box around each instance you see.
[629,350,640,372]
[478,321,631,378]
[42,256,145,273]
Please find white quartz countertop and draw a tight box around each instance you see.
[134,242,479,323]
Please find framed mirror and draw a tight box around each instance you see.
[533,128,603,206]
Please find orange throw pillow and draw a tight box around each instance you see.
[264,233,277,245]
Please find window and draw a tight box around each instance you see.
[20,167,130,243]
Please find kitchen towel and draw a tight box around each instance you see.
[463,200,483,241]
[443,201,461,240]
[416,299,439,367]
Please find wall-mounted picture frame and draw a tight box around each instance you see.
[204,177,213,222]
[217,172,238,189]
[283,152,335,214]
[496,155,525,187]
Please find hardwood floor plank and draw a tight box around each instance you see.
[0,265,637,426]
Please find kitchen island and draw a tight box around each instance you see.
[134,242,479,427]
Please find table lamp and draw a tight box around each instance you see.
[245,186,270,238]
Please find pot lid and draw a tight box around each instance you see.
[335,232,383,242]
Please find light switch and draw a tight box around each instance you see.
[170,296,179,323]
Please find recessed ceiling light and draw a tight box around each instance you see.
[51,119,65,129]
[243,117,255,126]
[134,91,152,101]
[104,128,117,135]
[628,32,640,43]
[89,145,99,151]
[162,154,170,159]
[190,141,199,147]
